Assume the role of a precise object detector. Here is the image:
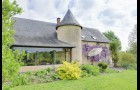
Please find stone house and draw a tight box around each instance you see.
[12,9,111,71]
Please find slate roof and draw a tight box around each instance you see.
[12,9,109,47]
[56,9,82,29]
[12,17,75,48]
[82,27,110,43]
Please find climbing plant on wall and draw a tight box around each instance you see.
[82,44,109,62]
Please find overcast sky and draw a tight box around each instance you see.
[15,0,137,51]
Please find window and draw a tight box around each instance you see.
[91,36,96,39]
[13,47,71,66]
[81,35,85,38]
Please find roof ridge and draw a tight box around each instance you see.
[12,17,56,25]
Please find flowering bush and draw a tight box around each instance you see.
[56,61,81,80]
[82,44,109,62]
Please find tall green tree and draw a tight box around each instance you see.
[103,31,121,67]
[103,31,121,51]
[127,24,137,57]
[2,0,24,83]
[109,41,119,67]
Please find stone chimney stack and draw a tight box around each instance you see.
[57,18,61,25]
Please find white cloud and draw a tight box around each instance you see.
[15,0,137,51]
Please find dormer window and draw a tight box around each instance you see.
[81,36,85,38]
[91,36,96,39]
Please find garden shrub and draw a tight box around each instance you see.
[34,70,48,78]
[118,52,137,70]
[56,61,81,80]
[33,68,52,78]
[80,64,100,76]
[122,63,137,70]
[2,83,10,90]
[98,62,108,72]
[46,67,52,73]
[50,72,59,80]
[81,70,92,77]
[11,74,30,87]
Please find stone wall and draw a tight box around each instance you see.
[57,25,82,64]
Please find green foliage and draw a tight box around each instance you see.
[80,64,100,76]
[121,63,137,70]
[118,52,137,70]
[81,70,92,77]
[34,71,48,78]
[118,52,136,64]
[2,0,25,84]
[103,31,121,51]
[127,42,137,58]
[10,70,137,90]
[103,31,121,67]
[110,41,119,67]
[127,24,137,57]
[11,74,30,87]
[2,83,10,90]
[98,62,108,72]
[50,72,59,80]
[24,68,59,84]
[56,61,81,80]
[33,68,52,78]
[118,52,136,70]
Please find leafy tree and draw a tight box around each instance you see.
[103,31,121,67]
[127,24,137,57]
[109,41,119,67]
[103,31,121,51]
[2,0,24,84]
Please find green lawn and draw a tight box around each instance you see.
[10,70,137,90]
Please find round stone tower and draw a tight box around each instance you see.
[56,9,82,64]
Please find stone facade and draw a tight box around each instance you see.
[57,25,82,64]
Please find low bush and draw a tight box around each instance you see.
[118,52,137,70]
[34,70,48,78]
[118,52,136,66]
[50,72,59,80]
[81,70,92,77]
[80,64,100,76]
[26,68,59,83]
[11,74,30,87]
[56,61,81,80]
[122,63,137,70]
[2,83,10,90]
[98,62,108,72]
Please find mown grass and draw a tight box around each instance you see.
[10,70,137,90]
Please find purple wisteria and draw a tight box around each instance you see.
[82,44,109,62]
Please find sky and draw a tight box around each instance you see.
[14,0,137,51]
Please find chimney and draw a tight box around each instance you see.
[57,17,60,25]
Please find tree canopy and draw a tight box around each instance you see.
[103,31,121,51]
[127,24,137,56]
[103,31,121,67]
[2,0,24,83]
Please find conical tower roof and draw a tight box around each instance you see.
[56,9,82,29]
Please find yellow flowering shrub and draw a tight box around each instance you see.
[56,61,81,80]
